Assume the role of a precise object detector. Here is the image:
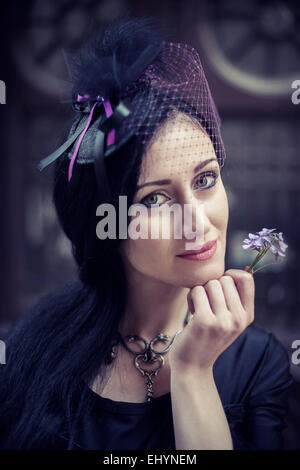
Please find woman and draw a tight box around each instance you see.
[0,17,294,450]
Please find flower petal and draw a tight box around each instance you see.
[258,228,276,236]
[262,235,274,243]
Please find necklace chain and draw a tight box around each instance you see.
[106,309,191,402]
[107,330,183,402]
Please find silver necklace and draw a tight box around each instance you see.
[108,308,191,403]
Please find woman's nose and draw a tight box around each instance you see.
[181,198,210,246]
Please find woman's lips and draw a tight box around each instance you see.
[176,240,217,261]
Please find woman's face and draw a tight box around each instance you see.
[119,113,229,288]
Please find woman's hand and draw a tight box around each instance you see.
[168,269,255,374]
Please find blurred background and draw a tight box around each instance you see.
[0,0,299,449]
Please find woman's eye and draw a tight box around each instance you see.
[140,171,219,207]
[141,193,169,208]
[194,171,218,190]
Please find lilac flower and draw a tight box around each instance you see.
[242,228,288,274]
[242,228,276,252]
[242,234,263,252]
[269,232,288,261]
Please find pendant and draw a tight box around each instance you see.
[119,331,182,402]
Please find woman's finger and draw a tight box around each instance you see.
[187,291,195,314]
[189,286,214,320]
[219,275,243,313]
[219,275,247,330]
[203,280,228,316]
[223,269,255,320]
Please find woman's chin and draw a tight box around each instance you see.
[178,261,225,287]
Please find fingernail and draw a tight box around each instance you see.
[244,265,254,275]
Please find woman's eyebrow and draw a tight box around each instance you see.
[136,158,218,191]
[193,158,218,174]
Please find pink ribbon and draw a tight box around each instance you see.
[103,99,116,146]
[68,95,116,182]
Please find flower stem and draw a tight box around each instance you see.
[247,238,277,272]
[252,260,282,274]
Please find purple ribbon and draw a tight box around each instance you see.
[102,99,116,146]
[68,94,116,182]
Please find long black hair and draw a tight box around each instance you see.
[0,16,223,449]
[0,17,176,450]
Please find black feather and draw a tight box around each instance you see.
[69,16,170,100]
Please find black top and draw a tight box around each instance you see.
[54,324,294,450]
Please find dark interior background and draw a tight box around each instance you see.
[0,0,299,449]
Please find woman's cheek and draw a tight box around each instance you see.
[214,185,229,231]
[123,212,160,268]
